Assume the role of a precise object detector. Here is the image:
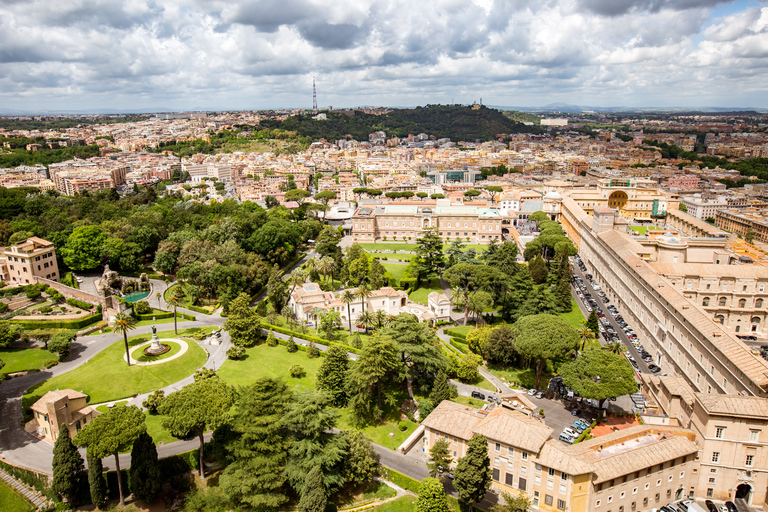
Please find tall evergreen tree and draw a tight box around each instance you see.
[87,450,107,508]
[283,391,349,494]
[453,434,492,512]
[515,285,557,320]
[554,270,573,313]
[343,430,380,485]
[417,477,449,512]
[129,432,162,502]
[426,438,452,479]
[428,371,452,406]
[298,466,326,512]
[220,378,293,510]
[384,314,448,398]
[413,227,445,284]
[52,424,86,506]
[368,258,389,289]
[316,345,351,407]
[586,309,600,338]
[347,335,405,426]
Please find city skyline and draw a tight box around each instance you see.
[1,0,767,112]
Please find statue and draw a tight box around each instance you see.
[152,325,157,334]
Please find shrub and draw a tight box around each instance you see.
[133,300,151,315]
[226,345,245,360]
[539,409,545,417]
[40,307,52,313]
[286,336,298,352]
[66,298,93,310]
[44,287,58,296]
[44,359,59,369]
[307,345,320,358]
[290,365,305,378]
[266,329,278,347]
[142,390,165,414]
[52,293,64,303]
[26,290,41,300]
[0,302,7,313]
[397,421,408,432]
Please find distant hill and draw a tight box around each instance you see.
[257,105,543,142]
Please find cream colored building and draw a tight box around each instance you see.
[30,390,97,442]
[0,237,59,284]
[422,400,699,512]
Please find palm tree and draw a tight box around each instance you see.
[374,309,389,329]
[112,312,137,368]
[281,304,296,329]
[606,341,623,354]
[318,257,334,286]
[356,285,372,315]
[357,310,375,334]
[166,290,184,335]
[577,320,595,352]
[309,307,323,328]
[287,269,308,298]
[340,289,356,332]
[449,286,465,310]
[155,292,162,309]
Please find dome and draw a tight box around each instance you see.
[544,191,563,200]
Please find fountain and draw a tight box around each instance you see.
[144,325,170,355]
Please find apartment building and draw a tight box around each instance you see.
[351,204,503,244]
[566,179,670,221]
[716,208,768,244]
[680,195,728,220]
[31,390,97,442]
[0,237,59,284]
[422,400,698,512]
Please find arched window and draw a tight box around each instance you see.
[702,297,710,307]
[716,315,725,324]
[719,297,727,307]
[739,299,747,308]
[757,299,764,308]
[736,325,741,333]
[752,317,761,324]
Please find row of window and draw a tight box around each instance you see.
[702,296,765,308]
[596,458,689,492]
[714,427,760,442]
[596,487,688,510]
[711,451,754,466]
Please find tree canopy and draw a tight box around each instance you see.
[559,349,638,409]
[511,314,579,389]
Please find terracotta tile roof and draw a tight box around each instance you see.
[473,407,554,454]
[31,389,87,414]
[695,393,768,418]
[420,400,486,441]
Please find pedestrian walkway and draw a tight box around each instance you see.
[0,466,52,510]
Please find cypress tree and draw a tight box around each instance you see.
[586,309,600,338]
[87,451,107,508]
[528,255,548,284]
[129,431,162,502]
[554,270,573,313]
[298,466,326,512]
[316,345,350,407]
[428,371,452,406]
[52,423,86,506]
[453,434,492,512]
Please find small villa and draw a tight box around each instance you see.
[30,389,98,443]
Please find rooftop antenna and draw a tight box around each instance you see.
[312,76,317,113]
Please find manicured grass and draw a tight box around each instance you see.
[23,328,208,409]
[451,395,484,409]
[447,325,474,337]
[218,343,322,391]
[486,365,552,391]
[337,410,418,450]
[380,262,409,283]
[163,283,217,312]
[96,403,179,447]
[358,243,419,252]
[0,347,54,375]
[469,375,497,392]
[408,279,442,305]
[559,298,586,331]
[131,341,182,362]
[628,226,661,235]
[372,496,417,512]
[0,479,34,512]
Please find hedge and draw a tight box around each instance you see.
[66,297,95,310]
[451,340,469,354]
[383,468,421,494]
[261,323,359,354]
[0,459,55,502]
[134,310,195,321]
[8,312,102,329]
[444,328,467,340]
[573,419,599,444]
[185,304,214,315]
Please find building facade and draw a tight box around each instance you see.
[0,237,59,284]
[30,390,97,442]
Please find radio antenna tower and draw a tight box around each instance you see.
[312,76,317,113]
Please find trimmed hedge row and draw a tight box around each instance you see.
[261,323,360,354]
[9,312,102,329]
[444,328,467,340]
[134,310,195,321]
[383,468,421,494]
[185,304,214,315]
[450,339,469,354]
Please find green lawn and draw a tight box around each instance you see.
[558,298,586,331]
[451,395,484,409]
[96,403,179,447]
[131,341,182,363]
[446,325,474,337]
[628,226,661,235]
[486,365,550,390]
[337,409,418,450]
[218,343,323,391]
[163,283,217,313]
[372,495,416,512]
[0,348,54,375]
[0,479,34,512]
[380,262,409,284]
[408,279,442,305]
[23,328,208,410]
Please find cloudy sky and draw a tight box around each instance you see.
[1,0,767,112]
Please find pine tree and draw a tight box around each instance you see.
[87,451,107,508]
[515,286,557,320]
[267,329,278,346]
[298,466,326,512]
[426,438,452,479]
[344,430,379,485]
[129,432,162,502]
[52,424,86,506]
[316,345,350,407]
[528,255,548,284]
[586,309,600,338]
[554,270,573,313]
[429,371,452,406]
[416,477,449,512]
[453,434,492,512]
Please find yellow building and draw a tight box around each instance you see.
[30,390,98,442]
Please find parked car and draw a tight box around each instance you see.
[536,391,545,399]
[571,408,581,416]
[562,427,578,437]
[675,500,693,512]
[705,501,718,512]
[724,502,738,512]
[528,388,538,396]
[649,364,662,373]
[471,391,486,400]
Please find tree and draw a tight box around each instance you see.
[52,424,86,506]
[347,335,404,426]
[429,371,453,407]
[129,432,162,502]
[417,192,428,199]
[384,314,448,398]
[554,271,573,313]
[224,292,262,347]
[417,478,449,512]
[317,345,350,407]
[165,287,185,335]
[340,289,356,332]
[0,322,22,348]
[283,391,349,494]
[49,329,76,358]
[315,226,342,259]
[453,434,492,512]
[586,309,600,338]
[444,263,506,325]
[111,312,137,368]
[368,258,388,289]
[485,186,503,204]
[267,266,290,313]
[413,227,445,282]
[74,404,146,507]
[559,348,638,409]
[484,241,518,275]
[159,375,236,481]
[286,188,311,205]
[431,193,445,199]
[319,309,341,341]
[678,202,688,213]
[493,492,531,512]
[515,285,557,320]
[463,189,482,198]
[87,451,107,508]
[344,430,379,485]
[220,378,292,510]
[484,324,517,366]
[512,315,579,389]
[426,438,452,479]
[314,190,337,206]
[298,466,326,512]
[746,228,756,244]
[355,284,372,315]
[528,255,548,284]
[577,321,595,352]
[467,290,493,324]
[62,225,106,271]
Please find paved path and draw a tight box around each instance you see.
[0,467,51,510]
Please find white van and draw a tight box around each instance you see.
[559,433,576,443]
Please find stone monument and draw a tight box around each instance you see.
[145,325,167,355]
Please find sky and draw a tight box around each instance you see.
[1,0,767,113]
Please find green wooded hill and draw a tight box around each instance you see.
[258,105,543,142]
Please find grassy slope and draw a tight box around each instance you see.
[0,479,34,512]
[408,278,442,305]
[0,348,53,375]
[217,343,323,391]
